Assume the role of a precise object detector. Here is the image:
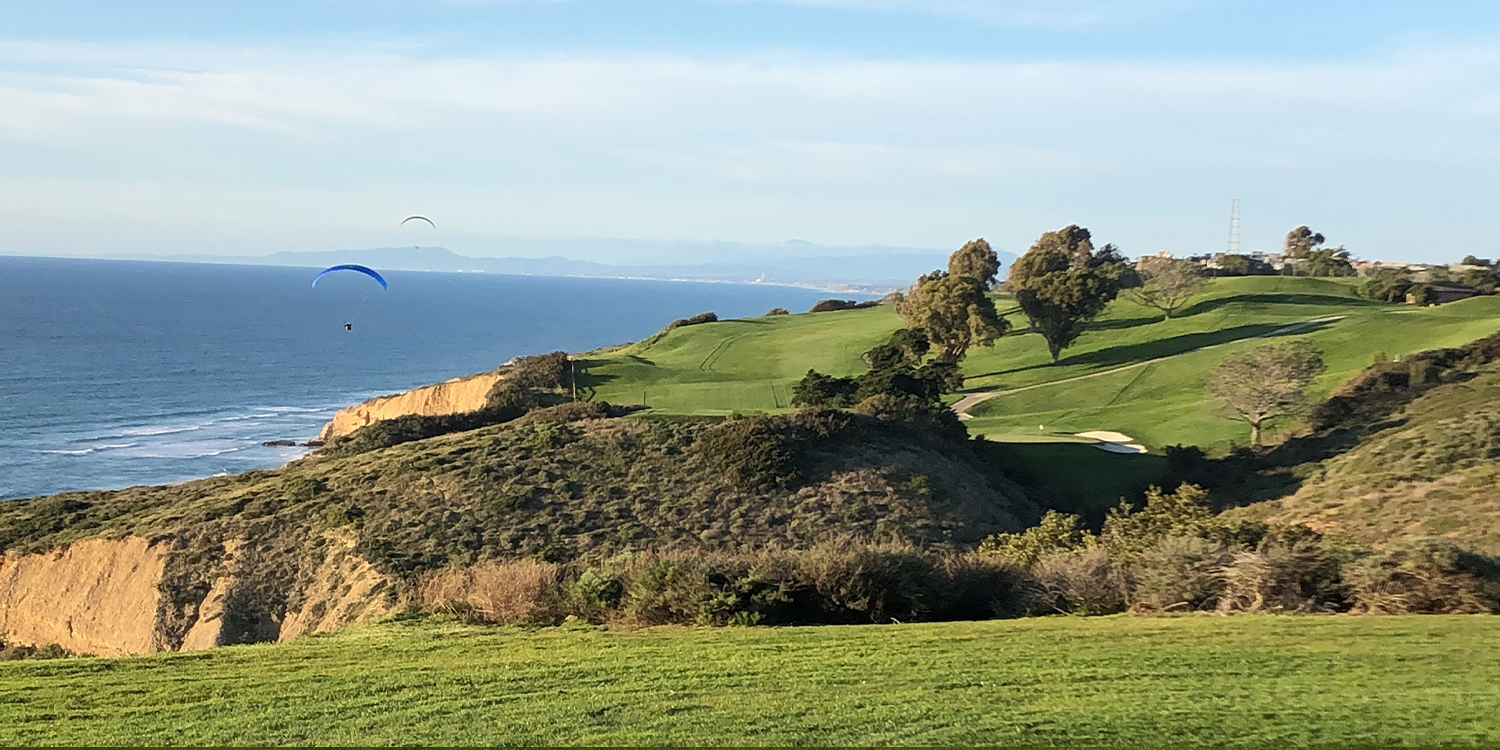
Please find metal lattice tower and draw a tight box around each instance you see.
[1227,198,1242,255]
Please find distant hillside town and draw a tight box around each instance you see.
[1136,225,1495,306]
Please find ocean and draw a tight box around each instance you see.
[0,255,843,499]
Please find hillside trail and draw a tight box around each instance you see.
[952,315,1345,419]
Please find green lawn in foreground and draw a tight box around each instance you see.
[3,616,1497,746]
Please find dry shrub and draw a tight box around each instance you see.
[420,559,560,625]
[1216,530,1342,614]
[935,552,1026,619]
[1344,541,1500,615]
[1028,546,1129,615]
[1129,535,1233,613]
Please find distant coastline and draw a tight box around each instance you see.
[2,242,1009,296]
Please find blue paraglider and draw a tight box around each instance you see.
[311,264,388,291]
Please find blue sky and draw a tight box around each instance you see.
[3,0,1498,263]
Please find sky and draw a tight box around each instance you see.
[2,0,1498,264]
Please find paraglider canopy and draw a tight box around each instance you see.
[400,215,436,228]
[312,264,389,290]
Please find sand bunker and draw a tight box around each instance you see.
[1074,431,1148,454]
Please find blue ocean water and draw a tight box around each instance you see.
[0,255,841,499]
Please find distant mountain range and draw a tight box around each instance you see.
[150,242,1015,293]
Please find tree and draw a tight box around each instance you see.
[1282,226,1326,259]
[1304,246,1355,277]
[1459,267,1500,293]
[947,237,1002,288]
[792,369,858,408]
[1208,340,1326,446]
[1008,224,1126,363]
[894,271,1007,360]
[1460,255,1491,267]
[1217,254,1251,276]
[1360,270,1414,303]
[793,328,965,417]
[1129,257,1207,320]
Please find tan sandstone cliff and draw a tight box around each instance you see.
[318,371,502,441]
[0,537,169,656]
[0,535,397,656]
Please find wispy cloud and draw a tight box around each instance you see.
[710,0,1207,28]
[0,38,1497,258]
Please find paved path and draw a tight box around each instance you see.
[953,315,1345,419]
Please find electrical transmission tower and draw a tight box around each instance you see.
[1227,198,1242,255]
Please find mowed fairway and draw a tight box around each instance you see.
[580,277,1500,450]
[2,616,1498,746]
[964,279,1500,448]
[583,305,901,413]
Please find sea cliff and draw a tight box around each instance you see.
[318,371,502,441]
[0,535,395,656]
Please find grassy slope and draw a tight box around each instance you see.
[965,278,1500,449]
[582,306,901,413]
[578,277,1500,452]
[1230,365,1500,554]
[3,616,1497,746]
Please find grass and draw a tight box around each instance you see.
[576,276,1500,451]
[559,277,1500,516]
[976,441,1168,525]
[965,280,1500,449]
[3,615,1498,746]
[582,307,901,413]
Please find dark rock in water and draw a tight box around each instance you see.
[261,440,298,447]
[301,440,326,448]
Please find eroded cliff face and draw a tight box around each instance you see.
[318,371,502,441]
[0,536,169,656]
[0,535,397,656]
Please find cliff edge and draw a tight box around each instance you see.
[318,371,502,441]
[0,535,396,656]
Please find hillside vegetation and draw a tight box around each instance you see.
[0,406,1038,643]
[3,616,1498,746]
[1227,357,1500,555]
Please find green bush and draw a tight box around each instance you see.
[696,415,801,490]
[486,381,540,411]
[797,543,941,623]
[560,567,627,622]
[505,352,573,391]
[620,553,795,627]
[809,299,878,313]
[320,405,529,458]
[792,369,858,408]
[1099,483,1214,560]
[0,641,74,661]
[979,510,1092,567]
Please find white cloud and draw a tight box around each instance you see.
[0,38,1498,259]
